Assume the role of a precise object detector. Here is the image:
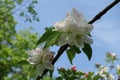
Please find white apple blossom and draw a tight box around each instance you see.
[96,66,109,78]
[116,65,120,75]
[27,48,54,76]
[107,74,114,80]
[54,8,93,48]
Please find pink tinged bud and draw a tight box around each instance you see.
[71,65,77,71]
[84,72,89,78]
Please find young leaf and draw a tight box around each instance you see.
[17,60,29,65]
[70,45,81,54]
[82,43,92,60]
[49,70,54,78]
[44,32,60,49]
[66,49,76,64]
[36,28,53,46]
[55,76,63,80]
[45,27,54,31]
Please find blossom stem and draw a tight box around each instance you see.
[36,0,120,80]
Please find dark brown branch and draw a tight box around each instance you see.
[89,0,120,24]
[36,0,120,80]
[52,44,69,64]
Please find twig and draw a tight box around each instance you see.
[88,0,120,24]
[36,0,120,80]
[12,0,30,14]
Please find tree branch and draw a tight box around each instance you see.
[88,0,120,24]
[36,0,120,80]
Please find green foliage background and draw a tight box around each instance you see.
[0,0,39,80]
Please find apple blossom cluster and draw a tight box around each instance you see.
[54,8,93,48]
[96,66,109,78]
[27,48,54,76]
[96,66,114,80]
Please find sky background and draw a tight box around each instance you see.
[16,0,120,77]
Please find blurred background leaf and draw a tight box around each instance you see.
[0,0,39,79]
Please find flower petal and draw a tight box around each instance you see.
[57,33,68,46]
[84,24,93,34]
[71,8,87,25]
[66,34,76,45]
[36,64,45,76]
[44,62,54,70]
[43,52,54,62]
[83,35,93,44]
[27,57,39,65]
[54,21,65,32]
[53,8,93,47]
[75,36,84,48]
[28,48,43,58]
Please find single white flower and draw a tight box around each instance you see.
[54,8,93,48]
[116,65,120,75]
[27,48,54,76]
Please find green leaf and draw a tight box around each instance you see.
[93,75,102,80]
[82,43,92,60]
[49,70,54,78]
[70,45,81,54]
[45,27,54,31]
[17,60,29,65]
[55,76,63,80]
[43,76,52,80]
[17,0,23,4]
[44,32,59,49]
[36,27,54,46]
[66,49,76,64]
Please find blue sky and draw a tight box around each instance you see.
[16,0,120,77]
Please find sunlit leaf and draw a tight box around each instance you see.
[36,30,52,46]
[36,27,54,46]
[44,31,60,49]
